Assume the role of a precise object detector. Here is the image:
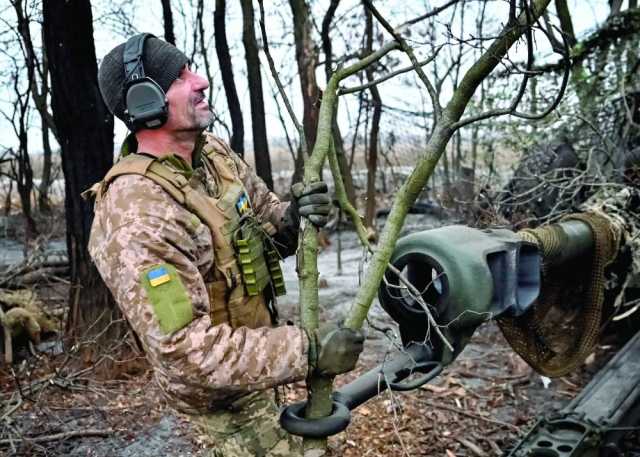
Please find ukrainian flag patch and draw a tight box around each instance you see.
[235,192,250,215]
[148,266,171,287]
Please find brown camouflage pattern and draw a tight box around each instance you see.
[89,133,309,414]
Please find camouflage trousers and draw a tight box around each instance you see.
[190,390,302,457]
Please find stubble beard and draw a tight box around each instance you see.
[178,104,213,133]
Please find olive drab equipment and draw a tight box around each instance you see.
[90,138,286,330]
[122,33,169,131]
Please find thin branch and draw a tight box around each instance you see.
[450,22,570,130]
[257,0,307,157]
[421,399,520,431]
[399,0,460,28]
[385,263,454,352]
[339,46,444,95]
[363,0,443,122]
[0,428,114,445]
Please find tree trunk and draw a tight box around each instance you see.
[289,0,321,186]
[4,179,13,217]
[554,0,577,47]
[8,62,38,240]
[160,0,176,45]
[12,1,57,214]
[196,0,214,126]
[15,129,37,241]
[240,0,273,189]
[364,8,381,228]
[610,0,624,17]
[38,35,54,214]
[215,0,244,156]
[322,0,358,206]
[38,118,53,213]
[43,0,120,339]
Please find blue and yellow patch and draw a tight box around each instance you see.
[236,193,250,215]
[147,266,171,287]
[141,264,193,334]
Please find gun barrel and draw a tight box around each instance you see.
[521,219,594,267]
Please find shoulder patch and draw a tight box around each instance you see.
[147,266,171,287]
[141,264,193,334]
[235,192,250,215]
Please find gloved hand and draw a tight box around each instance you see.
[290,181,331,228]
[308,323,364,377]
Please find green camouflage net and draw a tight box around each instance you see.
[497,211,622,377]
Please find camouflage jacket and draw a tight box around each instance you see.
[88,133,309,414]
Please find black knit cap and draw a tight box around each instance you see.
[98,35,189,124]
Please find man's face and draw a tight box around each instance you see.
[164,65,212,132]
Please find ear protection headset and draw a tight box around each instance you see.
[122,33,168,131]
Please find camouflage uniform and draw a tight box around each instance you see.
[89,133,307,456]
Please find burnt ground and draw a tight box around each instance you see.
[0,214,635,456]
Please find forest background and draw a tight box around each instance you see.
[0,0,639,455]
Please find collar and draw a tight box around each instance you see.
[119,132,207,176]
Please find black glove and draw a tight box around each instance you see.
[290,181,331,228]
[308,323,364,377]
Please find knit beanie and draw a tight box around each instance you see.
[98,35,189,125]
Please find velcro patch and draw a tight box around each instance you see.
[141,263,193,334]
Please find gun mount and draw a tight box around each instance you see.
[508,330,640,456]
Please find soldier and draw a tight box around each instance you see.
[88,34,364,456]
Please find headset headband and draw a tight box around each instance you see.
[123,33,154,82]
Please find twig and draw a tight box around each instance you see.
[386,263,454,352]
[363,0,443,122]
[450,22,571,130]
[420,398,520,431]
[456,437,486,457]
[339,46,444,95]
[256,0,307,157]
[0,305,12,364]
[399,0,460,28]
[0,428,114,445]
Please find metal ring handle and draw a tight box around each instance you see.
[389,362,443,391]
[279,400,351,438]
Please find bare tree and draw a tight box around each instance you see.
[43,0,120,338]
[364,6,382,228]
[240,0,273,189]
[160,0,176,45]
[12,0,58,213]
[289,0,321,185]
[214,0,244,156]
[4,74,37,240]
[321,0,358,206]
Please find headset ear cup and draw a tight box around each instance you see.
[124,77,167,130]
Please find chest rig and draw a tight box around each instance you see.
[93,137,286,330]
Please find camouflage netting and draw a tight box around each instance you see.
[497,210,623,377]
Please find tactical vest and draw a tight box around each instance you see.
[91,139,285,330]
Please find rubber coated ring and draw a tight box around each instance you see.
[279,400,351,438]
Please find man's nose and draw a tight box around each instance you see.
[193,72,209,91]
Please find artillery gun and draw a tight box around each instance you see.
[280,218,640,454]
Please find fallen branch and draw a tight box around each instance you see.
[456,437,486,457]
[420,399,520,431]
[7,266,69,287]
[0,428,114,445]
